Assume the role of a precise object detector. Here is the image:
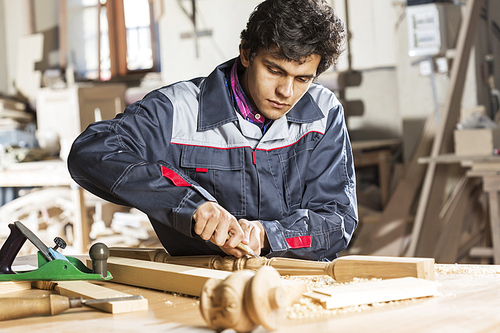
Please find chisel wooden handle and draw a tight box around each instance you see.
[0,294,71,321]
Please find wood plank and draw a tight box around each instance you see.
[0,281,32,295]
[109,247,168,262]
[333,256,435,282]
[54,281,148,314]
[304,277,438,310]
[97,257,232,297]
[406,0,484,257]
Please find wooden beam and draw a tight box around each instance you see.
[332,256,435,282]
[97,257,232,297]
[304,277,438,310]
[109,247,168,262]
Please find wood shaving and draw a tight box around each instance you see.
[282,275,431,320]
[286,292,429,320]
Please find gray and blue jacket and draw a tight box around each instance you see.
[68,58,358,261]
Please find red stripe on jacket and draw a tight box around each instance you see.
[161,166,191,187]
[286,235,312,249]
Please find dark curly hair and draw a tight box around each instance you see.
[240,0,346,76]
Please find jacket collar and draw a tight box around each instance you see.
[197,58,324,131]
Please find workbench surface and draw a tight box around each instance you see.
[1,263,500,332]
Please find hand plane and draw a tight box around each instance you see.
[0,221,112,281]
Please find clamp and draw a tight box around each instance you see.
[0,221,112,281]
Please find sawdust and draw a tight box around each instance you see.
[283,263,500,320]
[435,264,500,276]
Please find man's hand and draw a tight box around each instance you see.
[192,202,268,258]
[234,219,268,257]
[193,201,246,252]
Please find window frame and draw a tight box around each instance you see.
[103,0,160,79]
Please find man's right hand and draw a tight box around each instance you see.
[192,201,247,252]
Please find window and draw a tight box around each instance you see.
[104,0,160,79]
[66,0,159,81]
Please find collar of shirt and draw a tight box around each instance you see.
[226,59,273,133]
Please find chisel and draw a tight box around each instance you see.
[0,294,144,321]
[227,234,259,258]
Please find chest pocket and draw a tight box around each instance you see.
[278,140,317,210]
[181,145,246,216]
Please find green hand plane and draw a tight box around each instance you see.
[0,221,112,281]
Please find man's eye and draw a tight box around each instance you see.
[268,67,280,75]
[298,77,311,83]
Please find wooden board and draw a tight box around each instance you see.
[333,256,435,282]
[94,257,232,297]
[0,281,32,295]
[108,247,168,262]
[304,277,438,310]
[54,281,148,314]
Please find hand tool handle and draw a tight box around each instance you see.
[0,294,71,321]
[226,234,259,257]
[90,242,110,278]
[0,223,27,274]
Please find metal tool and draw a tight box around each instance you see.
[0,294,144,321]
[0,221,112,281]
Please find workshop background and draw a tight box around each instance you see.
[0,0,499,264]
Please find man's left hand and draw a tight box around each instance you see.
[221,219,268,258]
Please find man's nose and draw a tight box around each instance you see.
[276,77,293,98]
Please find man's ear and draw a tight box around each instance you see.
[239,41,250,68]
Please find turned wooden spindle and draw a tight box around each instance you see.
[200,266,287,332]
[109,248,435,282]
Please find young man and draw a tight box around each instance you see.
[68,0,357,261]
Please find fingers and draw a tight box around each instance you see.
[224,219,263,257]
[193,203,267,258]
[193,202,243,246]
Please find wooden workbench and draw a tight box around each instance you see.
[2,263,500,332]
[418,153,500,264]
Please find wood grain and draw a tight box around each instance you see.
[98,257,232,297]
[304,277,438,309]
[54,281,148,314]
[0,281,32,295]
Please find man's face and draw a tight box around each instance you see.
[239,45,321,120]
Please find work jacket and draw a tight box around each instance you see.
[68,58,358,261]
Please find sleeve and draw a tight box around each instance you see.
[67,90,214,238]
[260,104,358,261]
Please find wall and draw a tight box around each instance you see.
[158,0,261,84]
[331,0,402,139]
[33,0,60,70]
[0,0,7,94]
[2,0,33,96]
